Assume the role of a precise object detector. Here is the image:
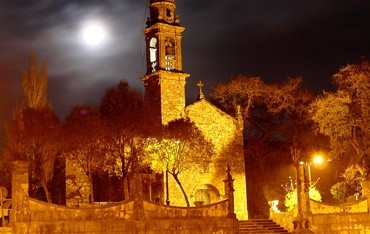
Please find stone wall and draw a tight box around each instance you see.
[159,71,188,125]
[10,161,238,234]
[0,228,12,234]
[10,199,237,234]
[311,213,370,233]
[270,198,370,233]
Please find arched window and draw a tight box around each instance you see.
[149,37,157,72]
[165,37,175,70]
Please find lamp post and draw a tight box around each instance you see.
[291,146,315,234]
[166,168,170,205]
[305,155,324,187]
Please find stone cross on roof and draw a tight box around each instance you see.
[197,80,205,100]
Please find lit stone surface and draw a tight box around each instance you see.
[65,158,90,207]
[10,162,238,234]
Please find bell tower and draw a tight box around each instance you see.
[141,0,190,125]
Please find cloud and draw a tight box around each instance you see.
[0,0,369,148]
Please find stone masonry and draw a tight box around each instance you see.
[9,160,239,234]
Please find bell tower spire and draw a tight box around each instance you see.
[141,0,190,125]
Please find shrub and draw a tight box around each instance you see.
[285,187,322,211]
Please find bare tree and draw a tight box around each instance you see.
[21,52,49,109]
[4,107,62,202]
[211,76,317,176]
[3,52,59,203]
[100,80,158,200]
[311,58,370,179]
[64,104,108,204]
[148,118,214,207]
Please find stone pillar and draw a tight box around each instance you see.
[11,161,30,223]
[223,165,236,219]
[292,164,315,234]
[131,156,146,221]
[361,180,370,211]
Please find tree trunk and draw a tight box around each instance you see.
[120,152,130,200]
[123,176,129,200]
[89,173,94,205]
[40,178,51,203]
[171,173,190,207]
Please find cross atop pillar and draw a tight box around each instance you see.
[197,80,205,100]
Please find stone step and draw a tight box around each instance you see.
[238,219,290,234]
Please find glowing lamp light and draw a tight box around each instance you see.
[313,155,324,164]
[312,154,328,169]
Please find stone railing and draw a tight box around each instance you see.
[143,199,229,219]
[0,227,12,234]
[9,161,238,234]
[26,198,231,222]
[28,199,136,221]
[310,198,368,214]
[269,198,370,233]
[10,197,235,234]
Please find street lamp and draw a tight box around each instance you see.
[309,155,322,184]
[291,146,316,233]
[313,155,323,164]
[303,155,325,186]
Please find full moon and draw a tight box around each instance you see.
[81,23,107,46]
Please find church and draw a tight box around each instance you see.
[140,0,247,220]
[66,0,248,220]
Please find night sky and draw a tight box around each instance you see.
[1,0,370,146]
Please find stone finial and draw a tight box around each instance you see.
[146,17,151,28]
[223,164,236,219]
[197,81,205,100]
[175,14,180,24]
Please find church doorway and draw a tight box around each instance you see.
[192,184,220,206]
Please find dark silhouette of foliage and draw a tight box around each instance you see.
[0,150,12,198]
[211,75,324,217]
[2,52,60,203]
[211,76,318,176]
[311,58,370,180]
[64,103,108,204]
[21,52,50,110]
[4,107,62,202]
[99,80,157,200]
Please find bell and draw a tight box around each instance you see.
[165,46,175,56]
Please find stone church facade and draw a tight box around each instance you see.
[66,0,248,220]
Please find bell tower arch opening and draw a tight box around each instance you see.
[149,37,158,72]
[165,37,175,71]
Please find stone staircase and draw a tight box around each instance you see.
[238,219,290,233]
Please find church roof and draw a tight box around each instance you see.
[185,98,238,124]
